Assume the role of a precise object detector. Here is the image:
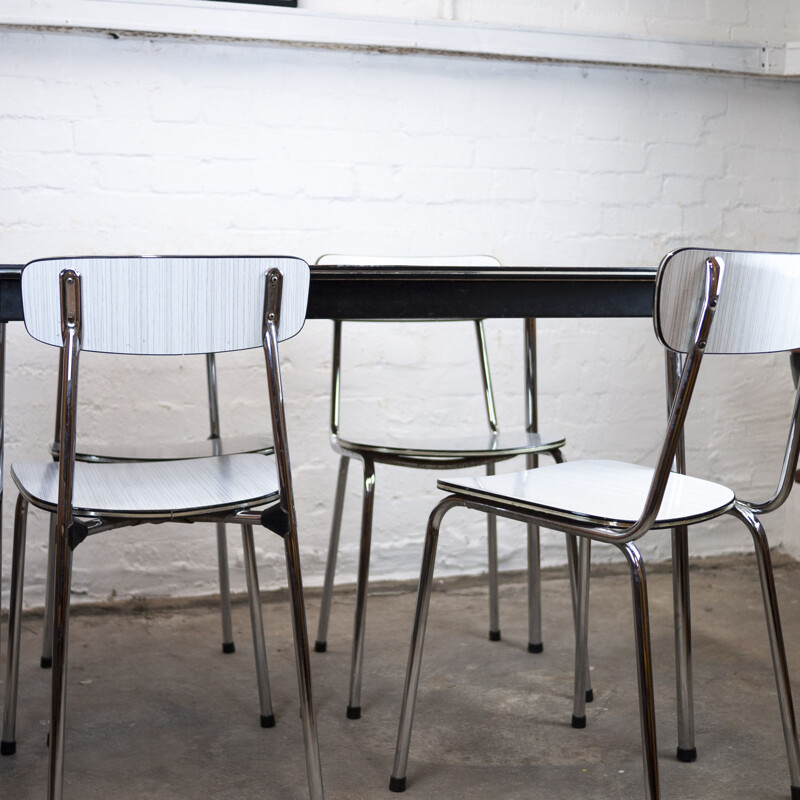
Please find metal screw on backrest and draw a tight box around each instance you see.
[65,277,76,324]
[264,268,283,332]
[268,274,279,321]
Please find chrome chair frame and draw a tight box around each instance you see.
[1,257,323,800]
[39,352,273,668]
[0,324,5,689]
[313,255,573,721]
[389,250,800,799]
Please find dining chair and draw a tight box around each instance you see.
[38,355,273,669]
[1,256,324,800]
[313,254,578,721]
[389,248,800,800]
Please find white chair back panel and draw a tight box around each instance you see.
[316,255,501,268]
[655,248,800,355]
[11,453,280,517]
[22,256,310,354]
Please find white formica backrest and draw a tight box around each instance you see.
[654,248,800,355]
[316,255,501,268]
[22,256,310,355]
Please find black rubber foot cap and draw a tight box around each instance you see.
[677,746,697,763]
[489,630,501,642]
[260,714,276,729]
[528,642,544,654]
[346,706,361,720]
[389,776,406,793]
[222,642,235,654]
[571,715,586,729]
[1,740,16,756]
[40,656,53,669]
[585,689,594,703]
[791,785,800,800]
[314,641,327,653]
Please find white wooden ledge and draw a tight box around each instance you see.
[2,0,799,78]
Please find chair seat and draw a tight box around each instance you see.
[333,430,565,461]
[51,432,274,463]
[11,453,279,519]
[438,459,735,529]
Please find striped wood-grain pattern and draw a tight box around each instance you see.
[438,459,735,529]
[655,248,800,355]
[11,453,279,517]
[21,256,310,354]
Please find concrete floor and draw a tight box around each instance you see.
[1,554,799,800]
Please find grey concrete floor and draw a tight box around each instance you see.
[2,554,800,800]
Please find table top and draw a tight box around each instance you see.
[0,263,657,321]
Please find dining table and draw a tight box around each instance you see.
[0,261,657,321]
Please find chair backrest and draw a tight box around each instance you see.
[22,256,310,355]
[316,255,503,435]
[655,248,800,355]
[648,247,800,524]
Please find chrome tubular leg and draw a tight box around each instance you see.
[262,314,324,800]
[0,322,4,683]
[204,354,234,654]
[283,521,325,800]
[41,514,57,669]
[50,272,81,800]
[217,522,235,654]
[49,522,74,800]
[665,351,695,762]
[526,521,543,653]
[390,498,455,793]
[524,321,543,654]
[315,455,349,653]
[486,462,501,642]
[571,536,591,728]
[566,534,593,701]
[2,496,29,755]
[732,505,800,794]
[347,457,376,720]
[671,525,696,762]
[241,524,275,728]
[526,522,543,652]
[621,541,659,800]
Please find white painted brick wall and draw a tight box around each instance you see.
[2,5,800,609]
[306,0,800,42]
[302,0,798,43]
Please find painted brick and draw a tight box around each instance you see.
[2,15,800,608]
